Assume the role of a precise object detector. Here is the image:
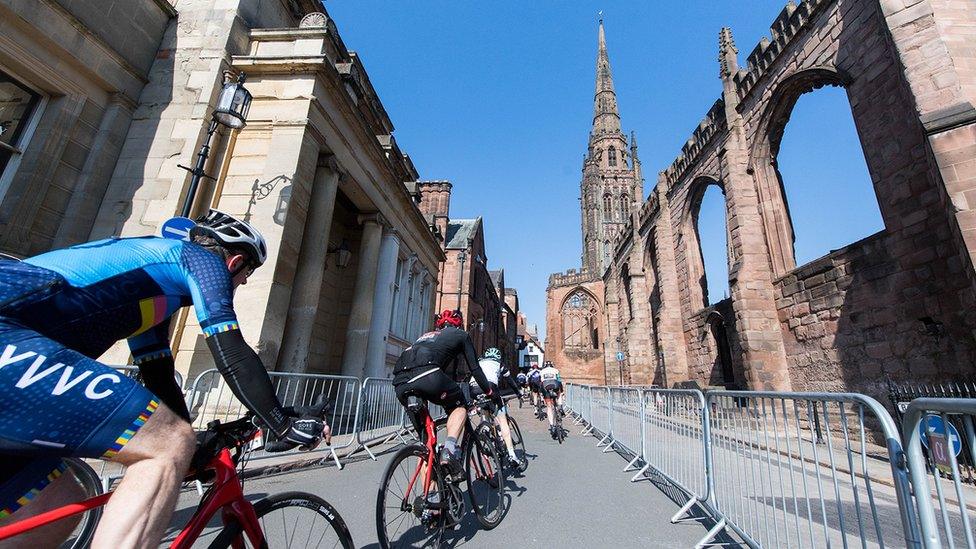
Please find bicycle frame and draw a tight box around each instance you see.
[0,448,264,548]
[403,407,439,501]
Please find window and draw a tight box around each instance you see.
[696,184,730,307]
[620,193,629,220]
[608,146,617,167]
[389,258,404,333]
[603,194,612,216]
[562,289,599,349]
[776,86,882,266]
[0,70,42,175]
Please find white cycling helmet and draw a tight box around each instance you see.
[483,347,502,361]
[191,209,268,266]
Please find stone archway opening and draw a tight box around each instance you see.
[706,311,735,387]
[758,70,885,273]
[692,183,730,308]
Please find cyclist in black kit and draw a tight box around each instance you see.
[393,309,496,474]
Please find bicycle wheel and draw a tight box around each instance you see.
[376,444,447,548]
[506,417,528,473]
[556,416,566,444]
[211,491,353,548]
[60,459,103,549]
[465,424,506,529]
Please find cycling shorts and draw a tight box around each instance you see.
[542,380,562,399]
[0,317,158,518]
[394,367,469,413]
[529,379,541,393]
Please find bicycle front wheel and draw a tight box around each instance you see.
[60,459,103,549]
[465,424,506,529]
[211,491,353,548]
[376,444,445,548]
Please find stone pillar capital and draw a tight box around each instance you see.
[358,212,387,228]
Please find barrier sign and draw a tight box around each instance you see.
[919,413,962,469]
[161,216,195,241]
[616,351,625,362]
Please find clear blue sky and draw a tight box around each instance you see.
[324,2,884,341]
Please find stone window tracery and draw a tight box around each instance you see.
[608,146,617,167]
[562,290,599,349]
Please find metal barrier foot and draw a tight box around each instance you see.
[622,455,641,473]
[596,432,611,447]
[601,438,616,453]
[581,424,594,435]
[694,518,727,549]
[362,442,377,461]
[671,496,701,524]
[630,463,650,482]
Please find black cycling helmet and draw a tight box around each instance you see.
[191,209,268,267]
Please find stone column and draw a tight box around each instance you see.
[340,214,384,378]
[653,175,691,386]
[277,160,340,373]
[364,232,401,379]
[53,94,136,247]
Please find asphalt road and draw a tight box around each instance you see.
[164,404,722,548]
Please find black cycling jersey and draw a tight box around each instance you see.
[393,326,491,394]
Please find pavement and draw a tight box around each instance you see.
[163,404,726,548]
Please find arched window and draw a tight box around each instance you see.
[620,193,629,220]
[694,183,730,308]
[562,290,599,349]
[621,264,634,320]
[608,146,617,167]
[774,85,882,268]
[603,194,612,216]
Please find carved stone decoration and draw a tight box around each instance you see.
[299,12,328,28]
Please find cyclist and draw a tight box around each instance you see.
[540,360,564,438]
[468,347,522,466]
[527,364,543,411]
[0,210,329,547]
[515,370,528,400]
[392,309,495,475]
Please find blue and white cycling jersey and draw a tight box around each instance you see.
[5,236,240,362]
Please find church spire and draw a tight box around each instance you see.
[591,18,622,141]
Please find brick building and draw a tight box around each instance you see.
[548,1,976,403]
[415,179,522,363]
[0,0,443,381]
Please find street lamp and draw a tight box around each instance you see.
[179,72,253,218]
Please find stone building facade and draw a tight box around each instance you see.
[0,0,444,381]
[549,0,976,402]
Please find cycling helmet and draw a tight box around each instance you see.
[435,309,463,329]
[483,347,502,361]
[191,209,268,267]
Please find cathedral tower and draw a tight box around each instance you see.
[580,19,642,275]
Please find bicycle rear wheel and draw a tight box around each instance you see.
[60,459,103,549]
[556,416,566,444]
[506,417,528,473]
[376,444,447,548]
[211,491,353,548]
[466,424,506,529]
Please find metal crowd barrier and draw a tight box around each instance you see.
[634,389,710,524]
[353,377,409,460]
[903,398,976,548]
[186,369,362,469]
[566,383,928,549]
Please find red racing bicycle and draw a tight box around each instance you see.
[0,412,353,548]
[375,394,506,548]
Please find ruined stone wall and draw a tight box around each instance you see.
[546,271,606,385]
[598,0,976,396]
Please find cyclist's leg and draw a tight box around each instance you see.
[0,321,194,548]
[495,409,516,458]
[96,404,193,547]
[544,388,555,427]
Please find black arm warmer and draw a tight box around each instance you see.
[137,357,191,422]
[206,330,290,436]
[463,336,492,394]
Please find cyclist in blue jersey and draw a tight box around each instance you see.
[0,210,329,547]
